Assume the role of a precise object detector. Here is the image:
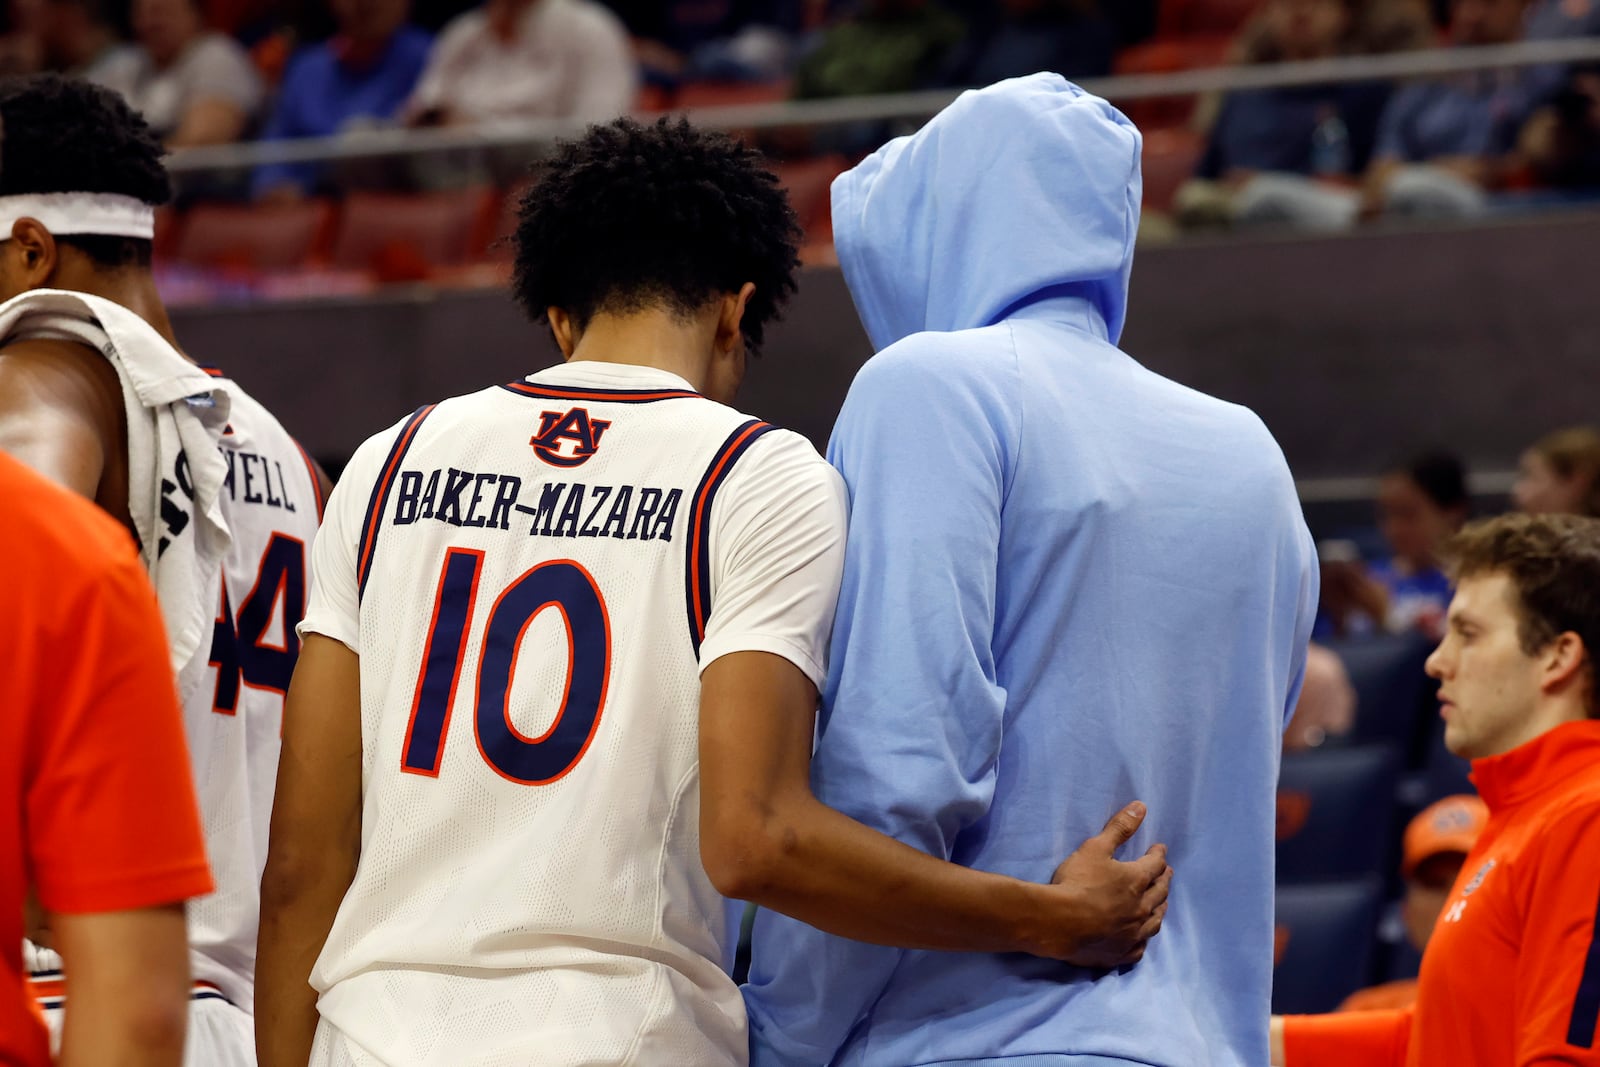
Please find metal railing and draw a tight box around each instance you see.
[166,36,1600,175]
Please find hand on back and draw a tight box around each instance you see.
[1029,802,1172,969]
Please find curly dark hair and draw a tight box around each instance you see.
[0,74,171,269]
[512,117,801,351]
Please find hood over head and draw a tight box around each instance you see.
[830,73,1142,351]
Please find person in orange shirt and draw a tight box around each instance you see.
[1272,512,1600,1066]
[1338,793,1490,1013]
[0,451,215,1067]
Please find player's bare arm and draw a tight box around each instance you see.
[257,635,363,1067]
[0,337,129,521]
[51,903,190,1067]
[699,651,1171,966]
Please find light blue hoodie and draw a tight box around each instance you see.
[742,75,1318,1067]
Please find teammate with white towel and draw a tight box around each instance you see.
[0,74,327,1065]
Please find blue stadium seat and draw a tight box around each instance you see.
[1277,744,1401,882]
[1273,878,1385,1014]
[1418,721,1475,804]
[1323,632,1435,754]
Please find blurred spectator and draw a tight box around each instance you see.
[92,0,263,146]
[1518,69,1600,188]
[405,0,635,127]
[1512,425,1600,516]
[1230,0,1536,229]
[792,0,964,99]
[1177,0,1433,230]
[37,0,129,78]
[252,0,431,199]
[605,0,800,87]
[1338,795,1489,1012]
[940,0,1115,87]
[1284,642,1358,751]
[1320,452,1469,638]
[1359,0,1534,216]
[1519,0,1600,106]
[0,0,44,75]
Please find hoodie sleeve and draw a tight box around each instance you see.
[1283,525,1320,730]
[744,339,1017,1065]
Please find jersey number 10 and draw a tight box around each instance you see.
[401,548,612,785]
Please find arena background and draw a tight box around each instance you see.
[36,0,1600,1020]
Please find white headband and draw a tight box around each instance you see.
[0,192,155,240]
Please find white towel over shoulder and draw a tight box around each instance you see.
[0,288,233,671]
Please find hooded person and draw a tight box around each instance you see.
[742,73,1319,1067]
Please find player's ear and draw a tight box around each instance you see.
[547,306,579,360]
[1541,631,1588,696]
[714,283,755,356]
[10,219,58,289]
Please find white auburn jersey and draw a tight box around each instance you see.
[177,366,324,1008]
[299,361,846,1067]
[11,300,321,1023]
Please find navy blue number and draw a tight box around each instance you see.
[400,548,484,776]
[401,554,610,784]
[208,534,307,713]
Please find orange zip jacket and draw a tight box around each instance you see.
[1284,718,1600,1067]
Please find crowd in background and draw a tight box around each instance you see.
[0,0,1594,218]
[1176,0,1600,230]
[1285,423,1600,758]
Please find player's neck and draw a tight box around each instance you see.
[71,271,185,354]
[564,308,717,393]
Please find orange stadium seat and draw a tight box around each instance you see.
[1112,36,1235,130]
[171,199,336,273]
[674,79,793,110]
[152,205,181,261]
[636,84,673,112]
[478,171,548,264]
[330,188,500,279]
[772,155,848,245]
[1141,127,1205,214]
[1158,0,1268,38]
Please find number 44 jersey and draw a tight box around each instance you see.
[299,362,847,1067]
[180,368,326,1011]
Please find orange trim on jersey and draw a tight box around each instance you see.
[400,548,486,778]
[500,381,699,404]
[31,977,228,1005]
[686,421,772,648]
[27,977,64,1002]
[357,405,436,600]
[294,439,326,520]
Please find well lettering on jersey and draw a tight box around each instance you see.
[392,467,681,542]
[220,448,299,514]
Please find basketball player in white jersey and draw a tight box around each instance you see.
[259,117,1171,1067]
[0,75,328,1065]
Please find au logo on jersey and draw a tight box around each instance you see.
[531,407,612,468]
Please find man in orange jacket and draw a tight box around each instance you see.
[1272,512,1600,1066]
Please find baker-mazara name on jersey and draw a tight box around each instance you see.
[392,466,683,542]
